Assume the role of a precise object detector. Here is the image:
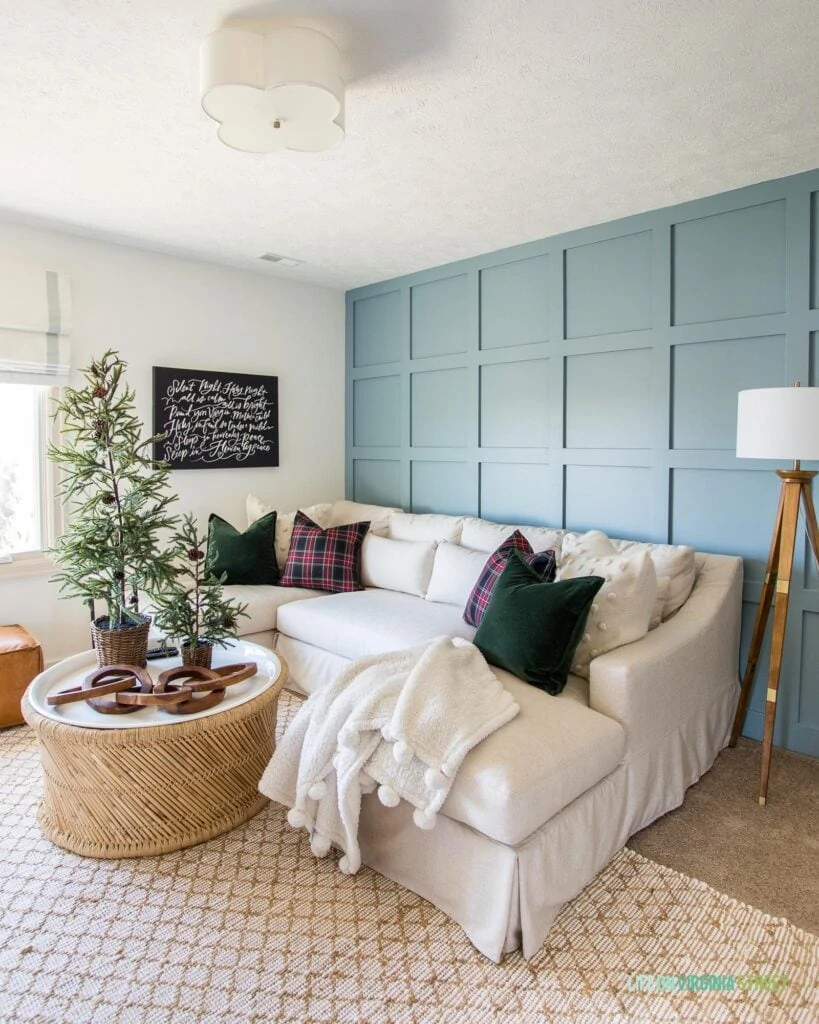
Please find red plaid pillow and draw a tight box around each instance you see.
[463,530,556,627]
[279,512,370,593]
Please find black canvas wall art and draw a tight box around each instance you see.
[153,366,279,470]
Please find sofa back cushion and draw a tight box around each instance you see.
[388,512,466,544]
[557,531,657,678]
[279,512,369,593]
[463,531,557,627]
[247,493,333,570]
[360,534,437,598]
[461,516,564,559]
[425,542,488,606]
[329,500,400,536]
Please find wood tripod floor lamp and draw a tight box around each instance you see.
[731,384,819,804]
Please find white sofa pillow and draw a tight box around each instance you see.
[246,494,333,571]
[460,517,564,558]
[329,500,401,537]
[360,534,437,598]
[425,542,489,607]
[558,531,657,679]
[610,537,696,620]
[561,530,686,629]
[388,512,466,544]
[247,492,275,526]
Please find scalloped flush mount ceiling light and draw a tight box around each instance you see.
[200,25,344,153]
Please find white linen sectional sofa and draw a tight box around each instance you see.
[226,498,743,963]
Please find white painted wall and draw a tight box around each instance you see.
[0,220,345,663]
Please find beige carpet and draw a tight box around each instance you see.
[630,736,819,935]
[1,704,817,1024]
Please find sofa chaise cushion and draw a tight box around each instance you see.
[275,591,626,848]
[441,669,626,846]
[276,589,476,660]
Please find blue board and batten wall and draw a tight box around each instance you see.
[345,169,819,756]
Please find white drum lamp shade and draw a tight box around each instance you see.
[736,387,819,461]
[200,26,345,153]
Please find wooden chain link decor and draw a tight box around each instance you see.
[46,662,258,716]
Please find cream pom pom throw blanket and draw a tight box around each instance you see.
[259,637,520,874]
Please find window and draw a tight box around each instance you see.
[0,259,71,569]
[0,383,58,561]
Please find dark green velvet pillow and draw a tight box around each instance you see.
[206,511,278,585]
[474,550,604,695]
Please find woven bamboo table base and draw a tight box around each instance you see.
[22,660,287,859]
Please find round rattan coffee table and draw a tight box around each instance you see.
[22,640,287,859]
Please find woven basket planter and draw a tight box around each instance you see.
[22,657,288,859]
[90,614,151,669]
[181,641,214,669]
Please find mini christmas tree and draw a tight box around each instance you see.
[151,514,247,664]
[49,349,179,632]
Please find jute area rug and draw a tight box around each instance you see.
[1,696,816,1024]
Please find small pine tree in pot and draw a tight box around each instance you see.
[48,350,179,667]
[151,514,247,668]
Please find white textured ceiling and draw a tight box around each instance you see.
[1,0,818,290]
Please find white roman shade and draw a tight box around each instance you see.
[0,260,72,386]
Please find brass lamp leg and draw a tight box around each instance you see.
[757,479,801,805]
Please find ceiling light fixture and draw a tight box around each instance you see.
[200,25,345,153]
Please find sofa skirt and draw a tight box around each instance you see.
[263,634,738,962]
[365,680,735,962]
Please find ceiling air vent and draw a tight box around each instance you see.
[257,252,304,267]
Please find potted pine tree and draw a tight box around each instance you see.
[151,514,247,667]
[49,350,179,667]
